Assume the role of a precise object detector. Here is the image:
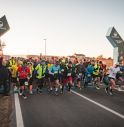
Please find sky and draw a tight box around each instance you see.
[0,0,124,58]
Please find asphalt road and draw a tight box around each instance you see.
[18,87,124,127]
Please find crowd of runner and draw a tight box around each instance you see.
[0,56,124,99]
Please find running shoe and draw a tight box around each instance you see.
[19,92,22,96]
[55,91,59,96]
[96,86,100,90]
[23,95,27,99]
[109,91,113,96]
[37,88,42,94]
[105,88,108,94]
[29,91,33,94]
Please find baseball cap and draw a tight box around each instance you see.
[115,62,119,65]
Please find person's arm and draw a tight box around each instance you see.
[49,65,54,75]
[35,64,39,71]
[26,67,30,79]
[59,65,61,74]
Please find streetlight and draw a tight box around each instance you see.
[0,39,6,56]
[43,39,47,57]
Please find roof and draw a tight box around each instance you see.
[74,53,85,56]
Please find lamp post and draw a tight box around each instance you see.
[0,39,6,56]
[43,39,47,57]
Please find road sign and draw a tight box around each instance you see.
[106,27,124,64]
[0,15,10,37]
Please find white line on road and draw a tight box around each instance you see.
[71,90,124,119]
[14,93,24,127]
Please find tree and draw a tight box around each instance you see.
[97,55,103,59]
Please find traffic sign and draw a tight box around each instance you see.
[106,27,124,64]
[0,15,10,37]
[106,27,124,47]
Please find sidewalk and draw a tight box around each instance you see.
[0,95,12,127]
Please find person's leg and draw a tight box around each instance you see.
[77,78,81,89]
[19,79,27,99]
[110,79,116,90]
[23,79,28,99]
[109,78,115,95]
[68,82,72,92]
[37,78,44,93]
[118,77,124,87]
[61,84,64,93]
[54,79,60,95]
[19,79,24,95]
[12,77,18,92]
[29,77,33,94]
[49,75,54,92]
[94,76,100,89]
[84,75,89,88]
[3,79,10,96]
[103,75,109,94]
[60,77,64,93]
[96,76,100,88]
[68,77,72,92]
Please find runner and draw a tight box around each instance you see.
[115,68,124,91]
[92,61,101,90]
[66,61,75,93]
[75,61,86,89]
[27,62,34,94]
[46,60,53,91]
[9,59,18,92]
[99,61,106,83]
[49,60,61,95]
[17,60,30,99]
[105,63,120,95]
[60,59,68,93]
[0,57,10,96]
[35,60,47,93]
[84,62,94,88]
[8,57,16,67]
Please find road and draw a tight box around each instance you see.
[14,86,124,127]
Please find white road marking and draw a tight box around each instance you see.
[71,90,124,119]
[14,93,24,127]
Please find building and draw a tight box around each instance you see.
[96,56,113,67]
[3,55,11,60]
[74,53,85,60]
[27,55,39,59]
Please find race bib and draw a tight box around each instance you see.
[67,73,71,76]
[25,82,28,86]
[54,71,58,74]
[112,73,116,77]
[88,74,91,77]
[79,73,82,76]
[61,69,64,72]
